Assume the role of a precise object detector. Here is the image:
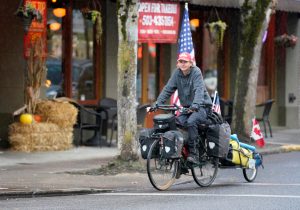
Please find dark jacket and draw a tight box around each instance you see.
[157,66,212,109]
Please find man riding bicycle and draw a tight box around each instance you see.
[155,52,212,164]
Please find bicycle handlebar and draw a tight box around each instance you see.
[148,103,210,114]
[148,104,190,114]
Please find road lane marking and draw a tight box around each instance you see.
[238,183,300,186]
[93,192,300,199]
[174,180,300,187]
[214,182,300,186]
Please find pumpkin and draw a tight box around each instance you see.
[34,115,42,122]
[20,113,33,125]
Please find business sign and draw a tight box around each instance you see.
[23,0,47,58]
[138,1,180,43]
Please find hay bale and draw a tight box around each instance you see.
[9,122,73,152]
[35,100,78,128]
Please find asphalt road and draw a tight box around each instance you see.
[1,152,300,210]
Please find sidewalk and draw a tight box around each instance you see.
[0,127,299,199]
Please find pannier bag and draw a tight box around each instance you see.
[139,128,157,159]
[153,114,176,132]
[206,122,231,158]
[162,130,184,159]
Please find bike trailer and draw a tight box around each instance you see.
[139,128,157,159]
[226,136,263,168]
[162,130,184,159]
[206,122,231,158]
[153,114,176,132]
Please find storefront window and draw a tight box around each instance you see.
[137,43,158,104]
[72,9,94,101]
[45,1,102,103]
[46,8,63,99]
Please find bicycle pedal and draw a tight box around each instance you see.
[181,167,189,175]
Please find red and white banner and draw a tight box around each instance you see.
[251,118,265,148]
[24,0,47,58]
[138,0,180,43]
[171,90,181,116]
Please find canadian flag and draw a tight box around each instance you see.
[251,118,265,148]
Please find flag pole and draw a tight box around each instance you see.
[185,2,188,10]
[212,90,217,105]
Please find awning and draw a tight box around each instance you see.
[189,0,241,9]
[190,0,300,13]
[277,0,300,13]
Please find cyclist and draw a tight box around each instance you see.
[155,52,212,164]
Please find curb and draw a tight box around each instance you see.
[259,144,300,155]
[0,188,112,200]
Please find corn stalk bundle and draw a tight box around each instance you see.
[25,38,47,114]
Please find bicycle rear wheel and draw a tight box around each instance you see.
[192,156,219,187]
[243,167,257,182]
[147,139,178,191]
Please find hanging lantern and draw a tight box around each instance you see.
[53,8,66,18]
[190,19,200,28]
[48,19,61,31]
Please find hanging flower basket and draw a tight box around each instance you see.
[81,8,100,23]
[274,34,298,48]
[205,20,227,49]
[15,2,42,33]
[80,1,102,44]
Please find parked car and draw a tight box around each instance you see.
[46,58,93,100]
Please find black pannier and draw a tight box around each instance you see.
[139,128,157,159]
[206,122,231,158]
[153,114,176,132]
[161,130,184,159]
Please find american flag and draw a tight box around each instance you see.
[171,3,195,112]
[212,91,221,115]
[178,3,195,62]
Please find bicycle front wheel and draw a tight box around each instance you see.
[192,156,219,187]
[147,139,178,191]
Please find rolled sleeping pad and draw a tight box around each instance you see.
[230,134,256,151]
[230,134,239,142]
[239,142,256,152]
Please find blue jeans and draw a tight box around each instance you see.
[176,107,210,149]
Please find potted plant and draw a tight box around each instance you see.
[81,7,102,44]
[205,20,227,49]
[15,2,42,33]
[274,33,298,48]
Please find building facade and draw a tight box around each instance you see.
[0,0,300,147]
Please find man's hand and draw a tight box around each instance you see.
[147,103,158,112]
[189,105,199,113]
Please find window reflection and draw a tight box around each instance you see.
[46,8,63,99]
[72,10,94,101]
